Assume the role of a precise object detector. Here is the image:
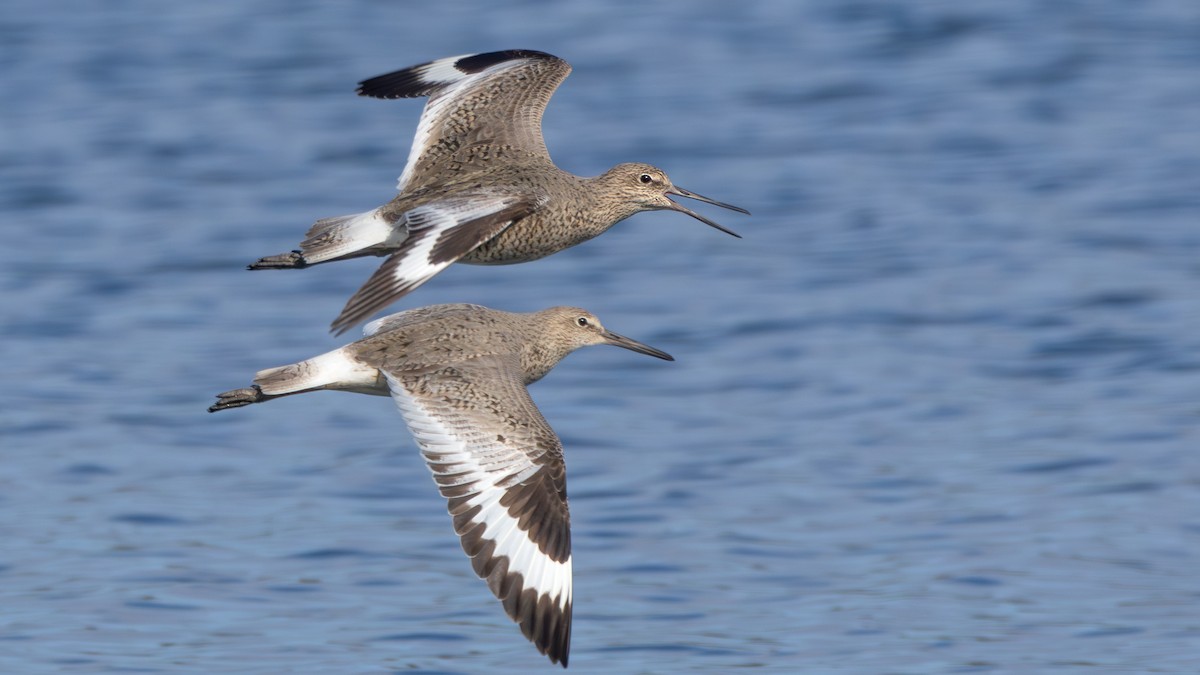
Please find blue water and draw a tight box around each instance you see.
[3,1,1199,672]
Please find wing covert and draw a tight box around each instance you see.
[358,51,571,192]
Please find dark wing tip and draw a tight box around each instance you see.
[453,49,560,74]
[506,583,571,667]
[544,598,572,667]
[357,49,562,99]
[357,68,436,99]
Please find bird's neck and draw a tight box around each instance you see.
[518,317,576,385]
[520,343,568,385]
[579,170,643,225]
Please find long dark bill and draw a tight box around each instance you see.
[666,186,749,238]
[601,330,675,361]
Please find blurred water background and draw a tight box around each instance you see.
[2,1,1199,672]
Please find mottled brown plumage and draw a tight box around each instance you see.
[208,303,673,667]
[246,50,748,334]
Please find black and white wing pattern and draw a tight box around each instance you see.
[330,191,541,334]
[357,50,572,192]
[382,355,573,666]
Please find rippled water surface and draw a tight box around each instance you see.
[3,1,1199,672]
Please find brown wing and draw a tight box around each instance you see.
[357,50,571,192]
[381,355,572,666]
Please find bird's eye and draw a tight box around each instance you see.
[639,173,652,184]
[577,317,590,327]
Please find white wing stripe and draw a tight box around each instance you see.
[386,376,572,608]
[420,54,474,85]
[397,93,453,190]
[383,194,525,292]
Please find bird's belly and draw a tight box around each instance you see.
[460,219,598,266]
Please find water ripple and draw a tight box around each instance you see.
[4,1,1198,672]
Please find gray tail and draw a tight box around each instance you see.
[208,350,381,413]
[208,358,327,413]
[246,209,399,270]
[248,250,306,270]
[209,385,270,412]
[253,361,322,396]
[298,209,399,265]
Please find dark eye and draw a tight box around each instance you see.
[577,317,589,327]
[639,173,652,184]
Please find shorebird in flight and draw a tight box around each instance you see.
[249,50,747,334]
